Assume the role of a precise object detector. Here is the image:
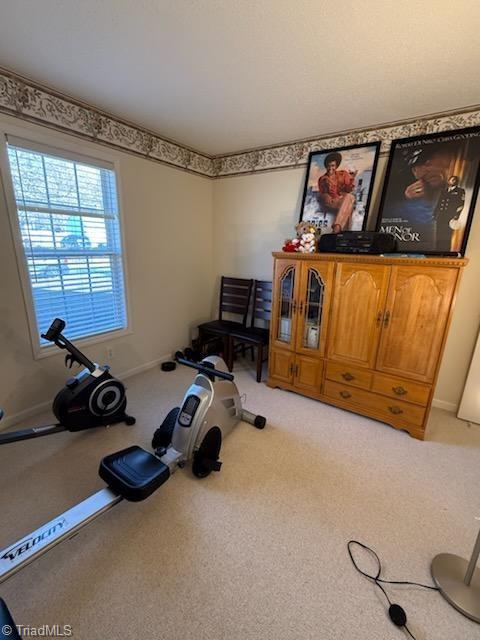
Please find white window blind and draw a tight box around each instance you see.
[6,138,127,345]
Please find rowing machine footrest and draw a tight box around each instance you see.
[99,446,170,502]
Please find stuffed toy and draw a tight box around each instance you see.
[299,231,316,253]
[282,222,317,253]
[295,222,317,253]
[282,238,300,252]
[295,221,315,237]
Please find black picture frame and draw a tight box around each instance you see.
[376,126,480,255]
[299,141,381,236]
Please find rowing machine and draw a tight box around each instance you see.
[0,354,265,583]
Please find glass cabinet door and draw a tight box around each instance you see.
[296,262,334,357]
[300,268,324,350]
[274,265,296,346]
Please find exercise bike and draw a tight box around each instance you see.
[0,354,265,583]
[0,318,135,446]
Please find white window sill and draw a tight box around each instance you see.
[34,327,133,360]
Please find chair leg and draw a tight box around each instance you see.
[226,335,234,372]
[222,335,231,362]
[256,343,263,383]
[198,328,206,357]
[222,335,228,369]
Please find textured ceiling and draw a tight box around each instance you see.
[0,0,479,155]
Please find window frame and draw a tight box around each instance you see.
[0,121,132,359]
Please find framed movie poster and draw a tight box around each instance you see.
[299,142,380,236]
[376,127,480,255]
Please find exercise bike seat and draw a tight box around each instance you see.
[99,446,170,502]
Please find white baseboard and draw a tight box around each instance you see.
[432,397,458,413]
[0,369,462,431]
[0,399,53,431]
[0,353,173,432]
[118,353,172,381]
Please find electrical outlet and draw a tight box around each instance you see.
[106,347,114,360]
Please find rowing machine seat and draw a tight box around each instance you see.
[99,446,170,502]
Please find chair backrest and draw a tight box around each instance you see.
[219,277,253,326]
[251,280,273,328]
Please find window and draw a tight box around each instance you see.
[5,137,127,348]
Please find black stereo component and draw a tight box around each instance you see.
[318,231,397,254]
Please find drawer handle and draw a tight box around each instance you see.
[392,386,407,396]
[342,372,354,381]
[388,405,403,415]
[340,390,352,399]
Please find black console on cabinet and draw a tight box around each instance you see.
[318,231,396,254]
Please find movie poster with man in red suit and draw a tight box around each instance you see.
[299,142,380,237]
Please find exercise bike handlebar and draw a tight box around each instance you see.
[41,318,96,373]
[176,357,234,381]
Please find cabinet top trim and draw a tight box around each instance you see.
[272,252,468,268]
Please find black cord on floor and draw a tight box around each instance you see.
[405,625,416,639]
[347,540,439,639]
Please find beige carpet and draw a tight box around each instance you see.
[1,360,479,640]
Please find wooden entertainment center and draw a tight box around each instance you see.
[267,252,467,439]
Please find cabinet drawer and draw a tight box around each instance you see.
[324,380,426,427]
[372,373,430,406]
[326,361,372,390]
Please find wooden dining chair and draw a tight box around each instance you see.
[197,276,253,369]
[230,280,272,382]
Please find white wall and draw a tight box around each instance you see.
[2,110,478,418]
[0,114,213,423]
[212,157,480,410]
[457,327,480,423]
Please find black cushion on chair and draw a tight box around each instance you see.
[198,319,246,335]
[230,326,269,344]
[99,446,170,502]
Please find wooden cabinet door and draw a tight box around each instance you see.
[376,266,458,382]
[270,259,301,351]
[327,262,390,368]
[269,347,295,384]
[293,354,324,394]
[295,261,334,358]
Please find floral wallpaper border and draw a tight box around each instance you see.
[214,109,480,176]
[1,67,480,179]
[0,68,214,177]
